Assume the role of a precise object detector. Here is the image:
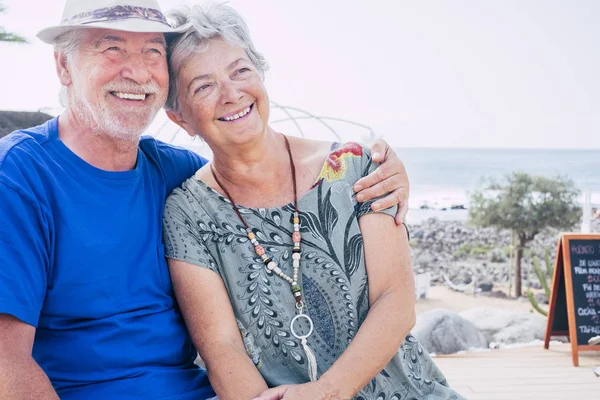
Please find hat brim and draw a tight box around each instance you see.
[37,19,189,44]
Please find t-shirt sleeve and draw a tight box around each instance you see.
[353,144,398,219]
[162,191,219,274]
[141,138,209,195]
[0,181,48,327]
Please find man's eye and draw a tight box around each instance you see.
[148,48,163,55]
[194,84,211,94]
[106,46,120,51]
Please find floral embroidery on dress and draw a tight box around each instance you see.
[313,142,363,186]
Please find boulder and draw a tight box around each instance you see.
[460,307,546,344]
[412,309,487,354]
[0,111,53,139]
[477,281,494,292]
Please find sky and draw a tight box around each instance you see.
[0,0,598,149]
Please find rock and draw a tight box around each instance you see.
[479,290,508,299]
[529,281,543,290]
[535,292,549,305]
[413,309,487,354]
[460,307,546,344]
[477,281,494,292]
[411,229,425,240]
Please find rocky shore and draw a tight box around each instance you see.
[408,217,600,297]
[406,217,600,354]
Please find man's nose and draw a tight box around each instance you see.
[120,54,152,84]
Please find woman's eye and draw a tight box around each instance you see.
[106,46,120,51]
[238,67,251,74]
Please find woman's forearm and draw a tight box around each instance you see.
[201,340,269,400]
[317,290,415,399]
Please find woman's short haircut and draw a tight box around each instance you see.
[165,3,268,112]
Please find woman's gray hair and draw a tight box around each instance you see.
[165,3,268,112]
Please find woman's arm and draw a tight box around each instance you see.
[253,212,414,400]
[319,211,415,397]
[168,259,269,400]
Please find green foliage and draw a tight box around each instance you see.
[527,249,554,316]
[527,291,548,316]
[469,171,581,296]
[0,3,27,43]
[469,172,582,234]
[489,248,507,263]
[452,242,492,259]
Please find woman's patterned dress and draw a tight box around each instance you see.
[163,142,465,400]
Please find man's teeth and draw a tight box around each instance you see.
[114,92,146,101]
[222,106,251,121]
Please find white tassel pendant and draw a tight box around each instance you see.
[290,312,318,381]
[302,338,318,381]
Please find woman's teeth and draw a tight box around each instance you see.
[221,105,252,121]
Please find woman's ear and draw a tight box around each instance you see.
[55,51,72,87]
[166,110,195,138]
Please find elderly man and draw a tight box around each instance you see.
[0,1,410,399]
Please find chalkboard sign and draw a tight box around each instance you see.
[544,234,600,366]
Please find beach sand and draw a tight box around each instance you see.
[416,285,534,314]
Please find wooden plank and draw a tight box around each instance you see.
[433,346,600,400]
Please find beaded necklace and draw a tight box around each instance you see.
[210,134,318,381]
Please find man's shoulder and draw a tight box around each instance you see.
[139,135,194,157]
[139,136,207,166]
[138,135,208,193]
[0,118,56,171]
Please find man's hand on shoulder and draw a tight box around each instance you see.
[354,138,409,225]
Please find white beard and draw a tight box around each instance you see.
[69,81,164,143]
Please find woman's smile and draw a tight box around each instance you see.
[218,103,254,122]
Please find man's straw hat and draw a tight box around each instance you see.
[37,0,187,44]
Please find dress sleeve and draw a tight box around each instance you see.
[353,144,398,219]
[0,181,49,327]
[162,190,219,274]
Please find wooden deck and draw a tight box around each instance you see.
[434,344,600,400]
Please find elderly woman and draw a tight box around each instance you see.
[162,4,463,400]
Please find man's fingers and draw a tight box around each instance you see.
[395,199,409,225]
[369,187,407,213]
[369,137,389,163]
[356,174,405,203]
[354,162,393,192]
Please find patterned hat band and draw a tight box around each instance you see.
[62,5,169,27]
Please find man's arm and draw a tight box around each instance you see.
[0,315,59,399]
[355,138,410,224]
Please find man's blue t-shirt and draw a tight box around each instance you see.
[0,117,216,399]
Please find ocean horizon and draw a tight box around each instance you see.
[396,147,600,225]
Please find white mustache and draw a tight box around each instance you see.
[104,80,160,95]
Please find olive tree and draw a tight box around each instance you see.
[469,172,581,297]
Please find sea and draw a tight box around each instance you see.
[396,148,600,225]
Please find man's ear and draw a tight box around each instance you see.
[55,51,72,87]
[166,110,195,138]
